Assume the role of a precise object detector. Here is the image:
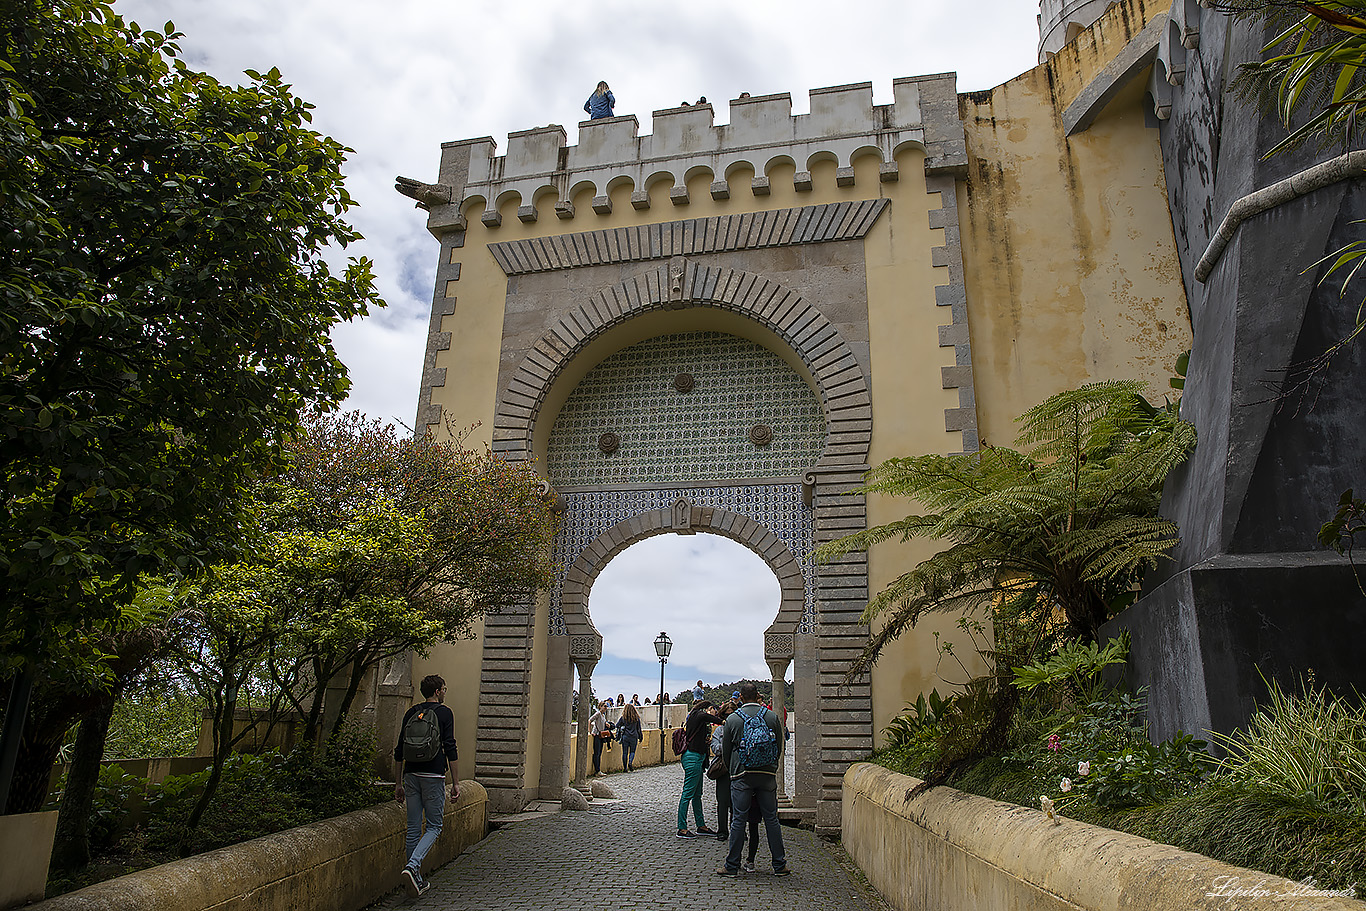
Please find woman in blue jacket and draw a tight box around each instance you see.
[616,702,643,772]
[584,81,615,120]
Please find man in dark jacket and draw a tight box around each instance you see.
[393,674,460,898]
[716,682,788,875]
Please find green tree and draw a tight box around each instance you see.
[255,412,560,746]
[0,0,380,810]
[170,413,558,837]
[815,382,1195,782]
[49,585,185,871]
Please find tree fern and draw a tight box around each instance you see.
[816,382,1196,678]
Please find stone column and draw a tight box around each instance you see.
[793,632,818,808]
[766,656,793,799]
[571,659,596,793]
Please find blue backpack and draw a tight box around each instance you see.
[735,707,780,770]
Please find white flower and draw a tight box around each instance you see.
[1040,795,1058,823]
[1124,754,1134,763]
[1077,761,1090,777]
[1060,777,1073,793]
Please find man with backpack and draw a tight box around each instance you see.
[716,682,788,876]
[393,674,460,898]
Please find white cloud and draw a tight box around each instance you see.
[107,0,1042,652]
[112,0,1040,428]
[587,534,781,684]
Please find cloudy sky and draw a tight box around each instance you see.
[112,0,1043,701]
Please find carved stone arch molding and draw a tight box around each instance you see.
[559,500,806,659]
[489,258,872,470]
[481,251,874,830]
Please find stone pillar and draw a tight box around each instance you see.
[571,659,596,793]
[766,656,792,799]
[793,632,818,808]
[537,635,573,798]
[375,653,414,779]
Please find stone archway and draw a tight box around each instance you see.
[558,499,805,793]
[476,255,874,830]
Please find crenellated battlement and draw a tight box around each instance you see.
[408,73,967,235]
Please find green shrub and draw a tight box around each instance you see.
[89,766,145,850]
[1210,676,1366,816]
[105,690,203,760]
[1084,732,1208,808]
[280,724,388,819]
[1011,632,1130,704]
[145,753,308,855]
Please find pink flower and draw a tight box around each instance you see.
[1060,777,1073,792]
[1047,733,1061,752]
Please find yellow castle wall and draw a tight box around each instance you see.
[419,0,1193,756]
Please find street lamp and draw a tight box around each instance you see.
[654,631,672,763]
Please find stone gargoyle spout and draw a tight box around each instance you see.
[395,176,454,208]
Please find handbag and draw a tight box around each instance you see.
[706,755,727,781]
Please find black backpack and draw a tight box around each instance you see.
[401,703,443,763]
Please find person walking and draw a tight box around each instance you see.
[616,702,644,772]
[584,81,615,120]
[676,701,722,837]
[716,682,788,875]
[393,674,460,898]
[589,701,611,776]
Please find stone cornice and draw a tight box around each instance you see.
[486,199,889,276]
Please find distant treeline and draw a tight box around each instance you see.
[691,679,793,711]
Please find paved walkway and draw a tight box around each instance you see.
[371,762,885,911]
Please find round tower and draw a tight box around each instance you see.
[1037,0,1115,62]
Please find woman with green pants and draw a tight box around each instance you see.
[677,701,724,837]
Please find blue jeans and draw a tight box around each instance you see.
[725,774,784,871]
[403,773,446,875]
[622,741,637,771]
[677,750,707,830]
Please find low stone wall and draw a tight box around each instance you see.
[843,763,1360,911]
[27,781,488,911]
[0,810,57,909]
[569,728,679,775]
[602,703,688,730]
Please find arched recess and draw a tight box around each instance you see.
[560,500,804,667]
[484,258,873,826]
[557,499,806,796]
[491,260,872,476]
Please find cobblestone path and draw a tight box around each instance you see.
[371,762,885,911]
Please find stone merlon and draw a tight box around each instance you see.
[409,74,966,235]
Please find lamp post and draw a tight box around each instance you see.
[654,631,672,763]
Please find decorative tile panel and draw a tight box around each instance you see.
[549,484,816,636]
[547,332,825,487]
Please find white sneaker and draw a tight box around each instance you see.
[743,861,756,873]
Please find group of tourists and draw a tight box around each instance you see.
[675,682,789,876]
[588,700,644,774]
[391,674,788,898]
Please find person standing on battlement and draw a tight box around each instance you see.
[584,81,615,120]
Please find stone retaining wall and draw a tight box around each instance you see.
[569,728,679,775]
[26,781,488,911]
[842,763,1359,911]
